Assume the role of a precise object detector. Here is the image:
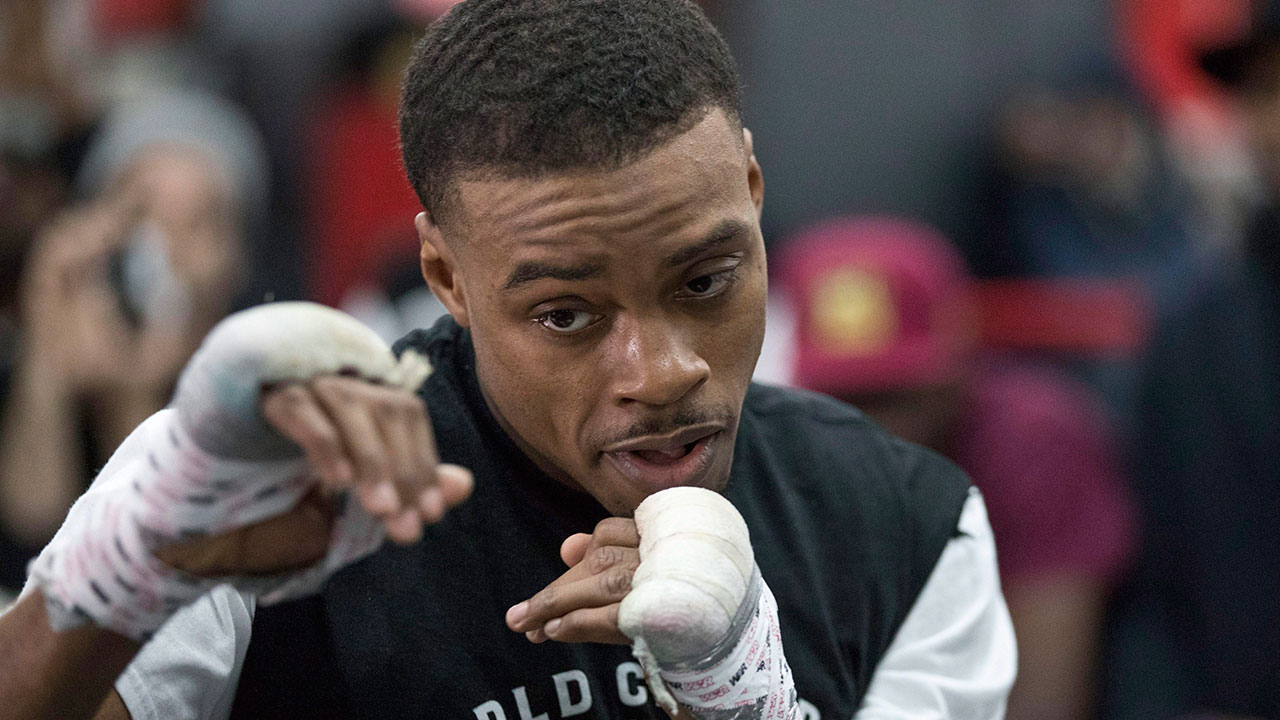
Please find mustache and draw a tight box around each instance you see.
[595,407,733,449]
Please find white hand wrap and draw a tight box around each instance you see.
[618,488,799,719]
[27,302,431,641]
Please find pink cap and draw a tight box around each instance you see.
[777,216,978,395]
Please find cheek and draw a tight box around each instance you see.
[472,316,596,460]
[714,268,768,383]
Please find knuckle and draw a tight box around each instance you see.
[400,398,427,423]
[373,401,398,423]
[417,447,439,472]
[311,376,353,404]
[602,567,633,597]
[310,375,341,394]
[306,425,342,455]
[593,517,636,545]
[353,449,387,476]
[530,587,558,617]
[587,545,624,574]
[398,461,429,486]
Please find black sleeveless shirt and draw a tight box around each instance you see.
[230,318,971,719]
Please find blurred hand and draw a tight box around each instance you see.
[155,375,473,576]
[20,197,188,397]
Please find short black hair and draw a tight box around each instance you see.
[398,0,742,224]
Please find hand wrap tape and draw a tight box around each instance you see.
[28,302,430,640]
[619,487,799,719]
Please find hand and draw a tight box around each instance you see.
[21,201,135,391]
[19,198,187,397]
[155,375,473,577]
[506,518,641,645]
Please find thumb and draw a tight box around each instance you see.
[559,533,593,568]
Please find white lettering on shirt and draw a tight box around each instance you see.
[552,669,592,716]
[616,661,649,707]
[513,685,549,720]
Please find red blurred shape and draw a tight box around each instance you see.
[305,87,422,307]
[974,278,1151,357]
[93,0,191,41]
[1119,0,1252,118]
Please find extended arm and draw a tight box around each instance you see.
[0,303,471,720]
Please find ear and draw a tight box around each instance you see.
[416,211,472,327]
[743,127,764,219]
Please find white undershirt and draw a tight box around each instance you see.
[108,488,1013,720]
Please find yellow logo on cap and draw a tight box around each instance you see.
[811,269,897,354]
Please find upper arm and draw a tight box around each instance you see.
[855,489,1017,720]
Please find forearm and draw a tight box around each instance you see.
[0,360,84,543]
[0,589,140,719]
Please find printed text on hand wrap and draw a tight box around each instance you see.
[618,487,799,719]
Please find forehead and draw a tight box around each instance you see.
[125,147,233,209]
[448,111,749,260]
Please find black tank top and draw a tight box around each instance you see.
[230,317,971,719]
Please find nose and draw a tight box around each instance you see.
[610,315,710,407]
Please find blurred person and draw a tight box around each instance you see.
[1104,3,1280,718]
[990,77,1209,301]
[1118,0,1260,236]
[777,216,1135,720]
[0,90,266,590]
[984,76,1209,445]
[303,11,451,341]
[192,0,407,305]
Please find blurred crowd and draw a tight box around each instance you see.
[1,0,1277,719]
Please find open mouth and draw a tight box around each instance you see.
[604,430,722,492]
[630,440,701,465]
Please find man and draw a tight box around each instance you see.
[0,1,1015,718]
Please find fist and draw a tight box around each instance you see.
[506,518,641,645]
[155,375,472,576]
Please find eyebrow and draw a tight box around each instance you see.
[502,260,605,291]
[500,218,751,292]
[663,219,750,268]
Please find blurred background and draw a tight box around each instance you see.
[0,0,1276,718]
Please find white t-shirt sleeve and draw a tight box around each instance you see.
[114,584,255,720]
[855,489,1017,720]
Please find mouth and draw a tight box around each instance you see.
[602,425,724,493]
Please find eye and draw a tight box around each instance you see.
[677,269,737,298]
[538,308,600,334]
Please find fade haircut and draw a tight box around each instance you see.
[398,0,742,225]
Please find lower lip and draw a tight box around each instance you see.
[604,432,721,493]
